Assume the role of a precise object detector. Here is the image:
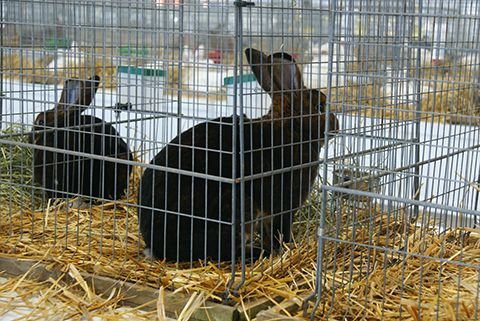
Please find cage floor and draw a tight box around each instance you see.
[0,166,321,310]
[0,180,479,320]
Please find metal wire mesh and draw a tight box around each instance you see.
[306,0,480,319]
[0,0,479,319]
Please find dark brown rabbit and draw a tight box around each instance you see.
[138,48,339,262]
[30,75,133,202]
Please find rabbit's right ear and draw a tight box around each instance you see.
[245,48,303,96]
[58,75,100,114]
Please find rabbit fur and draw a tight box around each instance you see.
[138,48,339,262]
[30,75,133,201]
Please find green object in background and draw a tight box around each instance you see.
[117,66,165,77]
[223,73,257,86]
[44,38,72,50]
[119,47,149,57]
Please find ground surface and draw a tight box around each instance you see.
[0,275,177,321]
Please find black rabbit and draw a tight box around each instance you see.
[30,75,133,203]
[138,48,339,262]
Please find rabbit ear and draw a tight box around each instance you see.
[58,75,100,113]
[271,51,303,91]
[271,51,296,63]
[245,48,303,97]
[245,48,273,93]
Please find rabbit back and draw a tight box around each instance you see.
[139,117,237,261]
[138,115,322,261]
[33,115,133,200]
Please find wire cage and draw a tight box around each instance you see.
[0,0,479,319]
[303,0,480,320]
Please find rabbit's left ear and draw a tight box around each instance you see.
[58,75,100,113]
[245,48,274,94]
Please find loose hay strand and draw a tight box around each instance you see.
[157,286,167,321]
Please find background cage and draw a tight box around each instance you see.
[0,0,479,320]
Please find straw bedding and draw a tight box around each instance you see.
[1,127,479,320]
[302,211,480,320]
[0,163,318,301]
[0,193,478,320]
